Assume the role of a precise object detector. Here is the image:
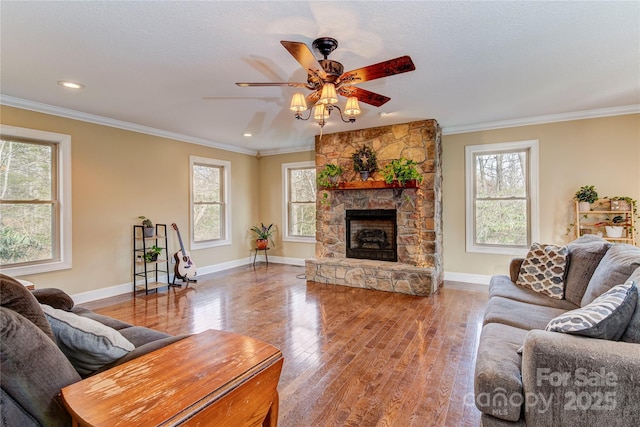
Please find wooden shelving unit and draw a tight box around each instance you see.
[574,199,636,245]
[133,224,170,294]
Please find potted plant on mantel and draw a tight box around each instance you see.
[574,185,598,211]
[352,145,377,181]
[317,164,343,188]
[138,216,155,237]
[250,223,275,250]
[381,158,424,187]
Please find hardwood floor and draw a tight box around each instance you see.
[82,263,488,426]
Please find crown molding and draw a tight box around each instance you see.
[0,95,258,156]
[258,143,315,157]
[442,104,640,135]
[3,95,637,153]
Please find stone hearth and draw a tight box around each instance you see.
[305,119,443,296]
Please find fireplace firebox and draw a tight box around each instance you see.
[345,209,397,262]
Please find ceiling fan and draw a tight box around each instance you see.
[236,37,416,126]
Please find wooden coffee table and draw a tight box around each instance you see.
[60,329,283,426]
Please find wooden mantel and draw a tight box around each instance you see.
[325,180,419,191]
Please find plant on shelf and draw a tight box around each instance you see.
[608,196,637,215]
[144,245,163,262]
[138,215,155,237]
[381,158,424,187]
[250,223,275,249]
[573,185,598,211]
[317,164,343,188]
[352,145,377,180]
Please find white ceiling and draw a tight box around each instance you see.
[1,1,639,155]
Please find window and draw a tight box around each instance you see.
[190,156,231,249]
[282,161,316,242]
[0,125,72,275]
[465,140,539,255]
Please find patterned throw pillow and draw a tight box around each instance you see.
[516,243,568,299]
[545,281,637,341]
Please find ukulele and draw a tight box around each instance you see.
[171,223,197,280]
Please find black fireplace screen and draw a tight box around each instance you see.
[345,209,397,262]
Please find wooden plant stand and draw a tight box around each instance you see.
[61,329,283,426]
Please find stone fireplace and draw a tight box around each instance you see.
[305,119,443,296]
[346,209,397,262]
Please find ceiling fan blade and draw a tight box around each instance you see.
[280,41,327,80]
[235,82,310,88]
[337,56,415,86]
[338,86,390,107]
[306,91,321,107]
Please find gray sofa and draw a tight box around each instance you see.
[474,236,640,426]
[0,274,188,426]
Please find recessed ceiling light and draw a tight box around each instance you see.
[243,133,252,137]
[58,80,84,89]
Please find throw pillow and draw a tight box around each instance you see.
[516,243,569,299]
[621,267,640,343]
[545,281,637,340]
[41,304,135,376]
[32,288,75,311]
[581,244,640,306]
[563,235,611,306]
[1,274,55,341]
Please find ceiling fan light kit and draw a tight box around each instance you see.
[237,37,415,128]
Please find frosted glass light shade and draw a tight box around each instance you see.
[344,97,361,116]
[319,83,338,105]
[290,93,308,112]
[313,104,329,121]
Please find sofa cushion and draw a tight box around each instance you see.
[118,325,172,348]
[483,296,568,330]
[71,306,133,330]
[564,235,611,306]
[621,267,640,343]
[42,304,135,376]
[0,274,55,342]
[546,281,637,340]
[581,244,640,306]
[489,275,578,311]
[516,243,568,299]
[1,307,81,427]
[474,323,528,422]
[31,288,74,311]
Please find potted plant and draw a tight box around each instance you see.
[317,164,343,188]
[250,223,275,249]
[352,145,377,180]
[609,196,636,214]
[595,215,628,238]
[381,158,424,187]
[144,245,163,262]
[573,185,598,211]
[138,216,155,237]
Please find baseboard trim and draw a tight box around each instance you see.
[71,258,254,304]
[444,271,491,285]
[70,258,489,303]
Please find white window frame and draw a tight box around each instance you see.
[282,161,316,243]
[0,125,72,275]
[465,140,539,256]
[189,155,231,250]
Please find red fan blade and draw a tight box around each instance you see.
[337,56,415,86]
[338,86,390,107]
[280,41,327,80]
[235,82,310,88]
